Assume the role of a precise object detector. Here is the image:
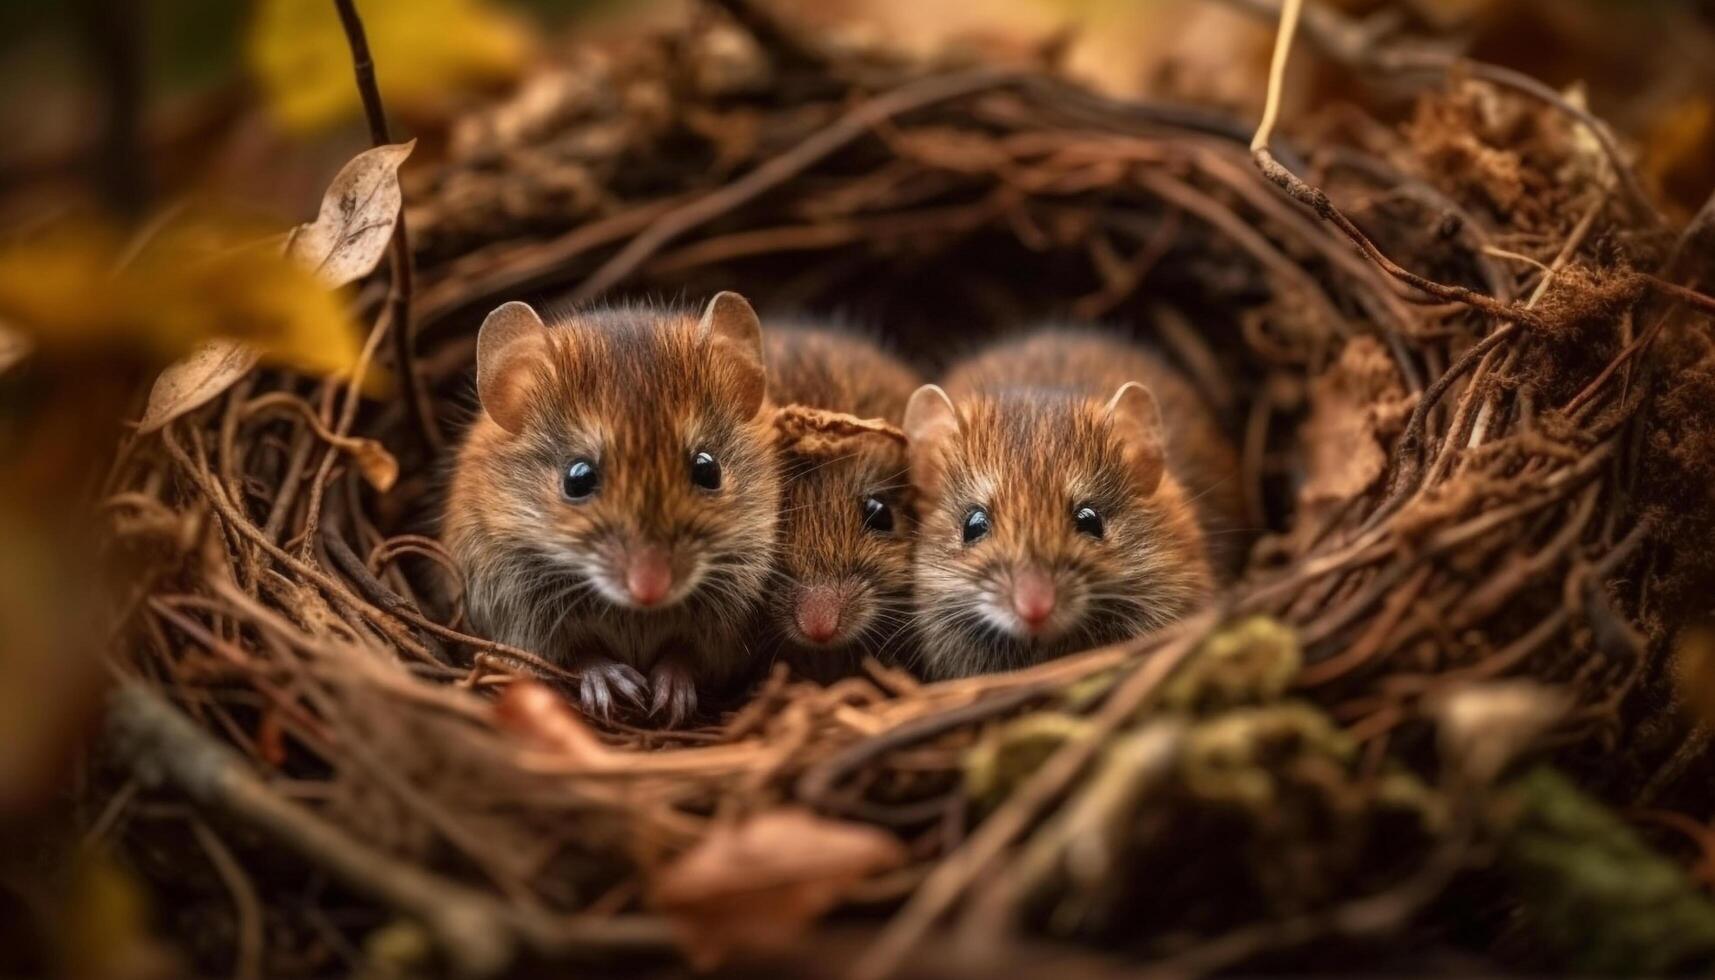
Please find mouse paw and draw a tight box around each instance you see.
[575,661,647,721]
[648,658,699,728]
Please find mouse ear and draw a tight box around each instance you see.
[698,291,767,420]
[903,384,961,496]
[476,301,548,434]
[1105,381,1166,496]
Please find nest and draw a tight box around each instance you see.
[99,4,1715,977]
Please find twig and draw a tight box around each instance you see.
[854,612,1216,980]
[1643,274,1715,320]
[1249,0,1301,161]
[109,681,516,978]
[1223,0,1659,225]
[75,0,149,216]
[796,682,1051,810]
[322,521,447,661]
[1248,0,1547,329]
[191,819,266,980]
[332,0,438,451]
[572,68,1018,302]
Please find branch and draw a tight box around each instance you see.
[572,68,1018,302]
[1247,0,1547,329]
[108,681,515,977]
[332,0,440,452]
[1225,0,1659,226]
[76,0,150,217]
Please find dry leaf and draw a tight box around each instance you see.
[348,437,399,493]
[1430,681,1570,785]
[138,142,411,432]
[249,0,530,132]
[137,339,261,435]
[651,807,906,968]
[0,325,29,373]
[493,682,609,767]
[286,141,415,288]
[1299,336,1410,507]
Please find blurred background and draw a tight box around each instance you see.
[4,0,1715,228]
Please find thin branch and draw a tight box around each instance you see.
[854,612,1217,980]
[572,69,1018,302]
[332,0,439,452]
[1247,0,1548,328]
[1249,0,1301,157]
[110,681,517,978]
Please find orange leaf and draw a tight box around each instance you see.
[651,808,906,968]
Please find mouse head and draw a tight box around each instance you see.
[469,292,779,618]
[767,405,916,657]
[903,381,1210,677]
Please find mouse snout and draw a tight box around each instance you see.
[794,584,844,645]
[1010,568,1057,633]
[623,545,674,608]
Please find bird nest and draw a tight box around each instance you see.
[99,5,1715,977]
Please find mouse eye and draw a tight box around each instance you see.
[562,458,599,501]
[690,450,722,491]
[1074,503,1105,539]
[862,496,894,534]
[961,506,991,545]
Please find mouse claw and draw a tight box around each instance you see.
[648,659,699,728]
[576,661,647,721]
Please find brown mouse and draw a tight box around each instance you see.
[904,328,1242,678]
[444,293,779,724]
[763,326,923,679]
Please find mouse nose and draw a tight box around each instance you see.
[1011,568,1057,632]
[625,546,673,607]
[794,585,843,645]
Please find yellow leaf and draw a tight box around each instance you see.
[0,220,362,379]
[138,142,411,430]
[248,0,530,132]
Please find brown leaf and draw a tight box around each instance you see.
[134,143,411,433]
[651,807,906,968]
[0,325,29,374]
[285,141,416,288]
[137,339,261,435]
[493,681,609,766]
[1298,336,1410,507]
[348,437,399,493]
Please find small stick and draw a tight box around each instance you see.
[331,0,439,451]
[110,681,516,978]
[573,68,1018,302]
[190,819,266,980]
[854,612,1216,980]
[1248,0,1545,330]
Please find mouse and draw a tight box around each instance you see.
[444,292,779,725]
[763,325,923,680]
[903,327,1242,679]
